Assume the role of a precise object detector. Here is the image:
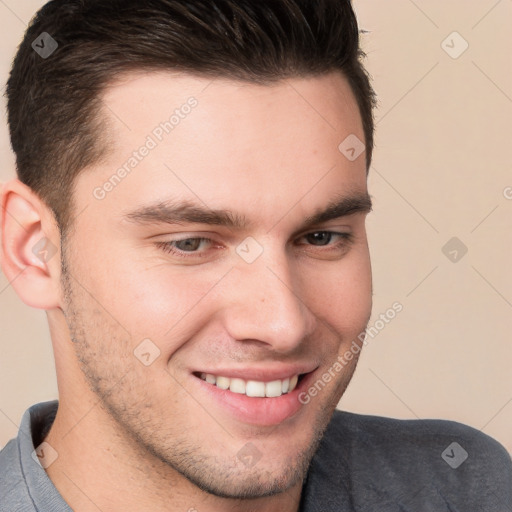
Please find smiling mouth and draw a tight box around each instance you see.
[193,372,306,398]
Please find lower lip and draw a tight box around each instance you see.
[191,372,315,427]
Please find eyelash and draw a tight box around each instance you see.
[155,231,354,259]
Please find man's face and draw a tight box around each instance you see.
[60,71,372,498]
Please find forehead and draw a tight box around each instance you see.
[75,71,367,227]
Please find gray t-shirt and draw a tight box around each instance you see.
[1,400,511,511]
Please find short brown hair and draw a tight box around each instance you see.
[6,0,375,236]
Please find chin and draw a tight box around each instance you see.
[178,458,305,500]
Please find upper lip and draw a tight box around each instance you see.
[193,364,318,382]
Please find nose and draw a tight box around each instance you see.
[220,250,316,353]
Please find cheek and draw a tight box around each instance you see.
[82,254,227,343]
[345,250,373,326]
[299,247,372,335]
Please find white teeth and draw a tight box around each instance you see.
[289,374,298,392]
[216,376,230,390]
[246,380,266,397]
[265,380,282,398]
[229,378,246,394]
[199,373,302,397]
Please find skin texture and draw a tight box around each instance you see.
[0,71,372,512]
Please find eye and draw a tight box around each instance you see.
[298,231,353,247]
[156,237,214,256]
[154,231,354,262]
[172,238,208,252]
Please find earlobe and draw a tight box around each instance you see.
[0,179,61,310]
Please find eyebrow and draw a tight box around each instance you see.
[122,193,372,231]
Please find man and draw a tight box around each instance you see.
[0,0,510,510]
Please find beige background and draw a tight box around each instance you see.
[1,1,511,453]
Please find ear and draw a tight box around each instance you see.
[0,179,61,309]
